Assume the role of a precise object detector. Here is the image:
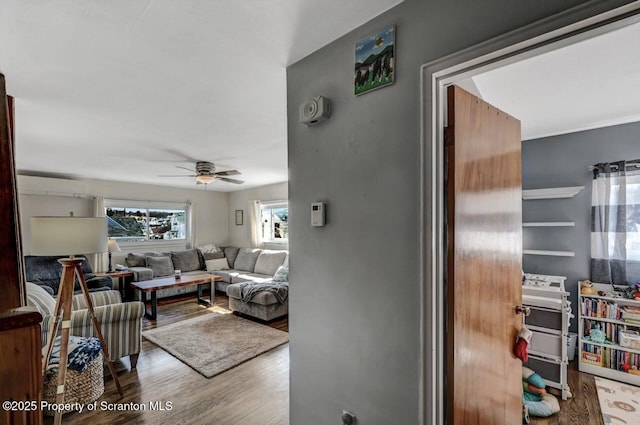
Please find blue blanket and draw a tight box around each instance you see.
[45,335,102,372]
[238,281,289,304]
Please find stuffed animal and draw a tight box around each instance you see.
[522,367,546,389]
[584,329,610,345]
[580,280,596,295]
[522,367,560,418]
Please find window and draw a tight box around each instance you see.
[591,162,640,285]
[261,202,288,242]
[626,179,640,262]
[105,201,187,242]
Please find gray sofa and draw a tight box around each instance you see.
[217,247,289,321]
[124,246,289,321]
[124,248,208,299]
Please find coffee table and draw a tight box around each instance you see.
[130,273,222,320]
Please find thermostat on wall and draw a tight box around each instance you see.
[311,202,325,226]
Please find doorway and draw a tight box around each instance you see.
[420,2,640,424]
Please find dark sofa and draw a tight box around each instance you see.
[24,255,113,295]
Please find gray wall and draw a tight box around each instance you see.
[285,0,626,424]
[522,121,640,332]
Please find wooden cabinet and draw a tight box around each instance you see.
[0,309,42,425]
[579,283,640,385]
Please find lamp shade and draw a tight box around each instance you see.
[31,216,108,256]
[107,239,121,253]
[196,175,215,184]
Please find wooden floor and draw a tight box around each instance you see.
[44,292,289,425]
[44,292,606,425]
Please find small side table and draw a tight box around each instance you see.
[95,271,135,301]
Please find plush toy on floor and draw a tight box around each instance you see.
[522,367,560,420]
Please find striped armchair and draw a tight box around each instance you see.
[26,282,145,368]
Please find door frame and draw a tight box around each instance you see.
[419,2,640,424]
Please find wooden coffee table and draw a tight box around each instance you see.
[130,273,222,319]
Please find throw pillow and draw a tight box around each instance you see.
[196,243,219,253]
[223,246,240,268]
[126,251,163,267]
[25,282,55,316]
[146,256,173,277]
[205,258,230,272]
[171,249,201,272]
[125,253,146,268]
[233,248,261,272]
[273,266,289,282]
[254,250,287,276]
[203,252,225,260]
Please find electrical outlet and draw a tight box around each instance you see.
[342,410,356,425]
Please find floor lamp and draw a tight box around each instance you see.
[31,215,124,425]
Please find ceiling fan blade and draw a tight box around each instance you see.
[158,174,197,177]
[176,165,196,173]
[163,148,203,164]
[218,177,244,184]
[214,169,241,176]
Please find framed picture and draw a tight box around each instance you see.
[355,25,395,96]
[235,209,243,225]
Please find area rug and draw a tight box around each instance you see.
[595,376,640,424]
[142,312,288,378]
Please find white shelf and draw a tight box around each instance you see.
[580,339,640,356]
[581,289,640,307]
[527,324,563,336]
[579,362,640,386]
[522,186,585,200]
[522,222,575,227]
[528,353,563,365]
[523,249,575,257]
[581,315,639,327]
[579,290,640,386]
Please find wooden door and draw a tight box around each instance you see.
[0,74,42,425]
[0,75,24,311]
[445,85,523,424]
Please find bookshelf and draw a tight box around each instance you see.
[578,282,640,385]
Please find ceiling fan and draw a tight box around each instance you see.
[159,161,244,185]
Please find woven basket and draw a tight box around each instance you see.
[43,352,104,415]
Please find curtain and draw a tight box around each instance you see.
[591,160,640,285]
[248,200,262,248]
[186,201,195,248]
[93,196,106,272]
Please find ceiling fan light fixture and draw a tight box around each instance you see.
[196,175,215,184]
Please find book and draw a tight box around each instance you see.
[582,351,602,366]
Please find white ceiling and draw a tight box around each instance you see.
[461,21,640,141]
[0,0,402,191]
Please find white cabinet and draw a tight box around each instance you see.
[522,274,572,400]
[578,282,640,385]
